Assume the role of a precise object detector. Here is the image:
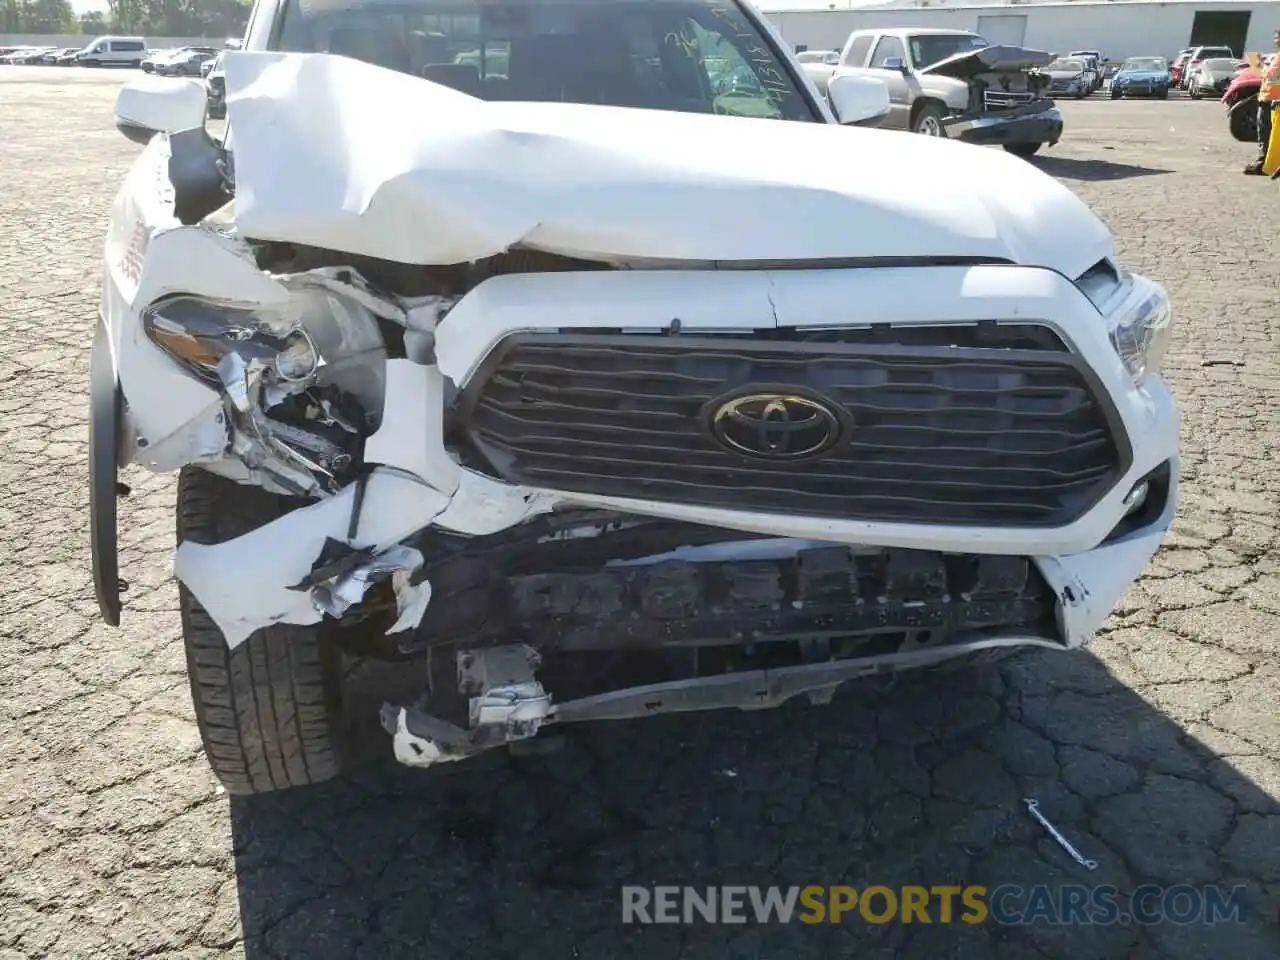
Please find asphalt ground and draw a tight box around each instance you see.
[0,66,1277,960]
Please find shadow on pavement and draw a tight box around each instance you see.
[229,650,1278,959]
[1029,157,1171,181]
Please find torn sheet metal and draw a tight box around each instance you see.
[300,541,430,633]
[220,50,1111,274]
[175,469,450,647]
[922,44,1055,79]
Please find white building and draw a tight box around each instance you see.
[760,0,1280,63]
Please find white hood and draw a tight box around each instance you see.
[222,51,1112,277]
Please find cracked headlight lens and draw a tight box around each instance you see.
[144,298,319,387]
[1108,283,1172,384]
[143,288,387,426]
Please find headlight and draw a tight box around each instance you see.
[145,299,321,393]
[143,288,388,491]
[1107,283,1172,385]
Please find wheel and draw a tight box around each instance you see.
[1111,89,1122,100]
[177,467,348,795]
[1076,89,1088,99]
[1003,142,1042,158]
[1158,88,1169,100]
[82,59,100,68]
[912,103,947,137]
[1189,83,1200,100]
[1229,96,1259,141]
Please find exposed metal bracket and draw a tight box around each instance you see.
[384,644,552,768]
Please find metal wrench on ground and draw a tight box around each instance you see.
[1023,797,1099,870]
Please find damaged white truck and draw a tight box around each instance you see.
[92,0,1179,796]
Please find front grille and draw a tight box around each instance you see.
[457,328,1130,528]
[986,90,1039,110]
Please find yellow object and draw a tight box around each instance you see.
[1264,109,1280,176]
[1260,56,1280,101]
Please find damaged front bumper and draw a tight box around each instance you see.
[943,100,1064,147]
[91,129,1177,764]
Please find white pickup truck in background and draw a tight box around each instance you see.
[804,26,1063,158]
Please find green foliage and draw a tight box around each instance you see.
[0,0,251,36]
[1,0,78,33]
[106,0,251,37]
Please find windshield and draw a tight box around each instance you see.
[1046,58,1084,72]
[906,33,988,70]
[275,0,818,121]
[1123,57,1166,71]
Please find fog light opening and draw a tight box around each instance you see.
[1122,480,1149,516]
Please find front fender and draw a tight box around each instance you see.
[920,75,970,110]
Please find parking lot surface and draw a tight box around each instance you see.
[0,67,1277,960]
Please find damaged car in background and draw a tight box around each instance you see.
[94,0,1178,796]
[802,27,1062,157]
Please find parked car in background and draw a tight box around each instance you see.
[43,48,80,65]
[200,58,217,78]
[140,48,176,73]
[1180,44,1234,88]
[1042,56,1092,98]
[5,46,55,64]
[156,47,219,76]
[1188,57,1245,98]
[1068,50,1103,91]
[796,50,839,66]
[55,48,81,66]
[76,36,148,68]
[1170,47,1195,87]
[808,27,1061,157]
[1110,56,1171,99]
[1222,56,1266,141]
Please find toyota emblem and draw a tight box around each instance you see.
[709,393,843,459]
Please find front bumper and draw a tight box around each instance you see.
[1113,80,1169,96]
[943,101,1063,147]
[94,240,1180,651]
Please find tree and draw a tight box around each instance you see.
[80,9,107,34]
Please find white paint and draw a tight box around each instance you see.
[975,14,1028,47]
[219,51,1110,271]
[173,471,451,647]
[114,75,207,135]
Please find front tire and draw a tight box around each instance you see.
[177,468,348,796]
[912,103,947,137]
[1003,141,1043,158]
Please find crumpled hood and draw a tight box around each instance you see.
[221,51,1112,277]
[922,44,1054,79]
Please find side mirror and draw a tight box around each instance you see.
[880,57,908,73]
[828,74,892,127]
[115,76,208,145]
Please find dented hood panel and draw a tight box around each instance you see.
[923,44,1054,79]
[221,51,1110,276]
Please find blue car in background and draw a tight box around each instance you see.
[1110,56,1171,99]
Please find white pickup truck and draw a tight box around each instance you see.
[804,26,1063,157]
[97,0,1175,796]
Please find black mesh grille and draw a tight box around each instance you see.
[457,328,1130,528]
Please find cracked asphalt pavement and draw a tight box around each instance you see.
[0,67,1277,960]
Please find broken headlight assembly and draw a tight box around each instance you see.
[143,289,388,495]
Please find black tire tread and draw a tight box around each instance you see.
[177,467,345,795]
